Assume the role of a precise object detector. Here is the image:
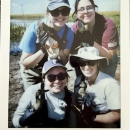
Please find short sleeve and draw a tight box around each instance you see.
[105,80,120,110]
[19,21,38,53]
[102,17,119,50]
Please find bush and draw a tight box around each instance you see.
[10,23,26,42]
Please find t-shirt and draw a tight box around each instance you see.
[71,13,119,53]
[19,19,74,53]
[85,71,120,113]
[92,13,119,50]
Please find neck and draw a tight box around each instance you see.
[87,19,95,33]
[87,70,99,86]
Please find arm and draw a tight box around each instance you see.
[93,18,119,60]
[12,87,33,127]
[94,80,121,124]
[20,49,45,69]
[94,110,120,123]
[94,42,118,60]
[12,85,40,128]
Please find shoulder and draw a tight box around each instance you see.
[104,17,117,29]
[95,13,116,29]
[25,83,41,95]
[96,71,119,86]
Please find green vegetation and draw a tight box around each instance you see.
[11,14,45,20]
[10,23,26,42]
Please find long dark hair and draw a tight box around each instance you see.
[72,0,98,21]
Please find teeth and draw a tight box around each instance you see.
[54,84,61,87]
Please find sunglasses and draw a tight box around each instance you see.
[78,60,97,67]
[48,7,70,17]
[47,72,67,82]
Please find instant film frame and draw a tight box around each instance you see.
[0,0,130,129]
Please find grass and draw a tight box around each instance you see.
[10,23,26,42]
[11,14,45,20]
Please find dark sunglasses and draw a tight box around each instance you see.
[48,7,70,17]
[47,72,67,82]
[78,60,97,67]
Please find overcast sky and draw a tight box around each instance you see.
[10,0,120,14]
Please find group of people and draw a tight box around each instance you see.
[12,0,120,128]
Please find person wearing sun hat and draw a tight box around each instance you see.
[69,46,120,128]
[12,59,76,128]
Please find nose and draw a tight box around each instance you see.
[84,8,88,13]
[85,64,90,69]
[58,12,63,17]
[54,76,60,82]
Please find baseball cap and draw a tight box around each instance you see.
[42,59,67,76]
[69,47,109,68]
[47,0,70,11]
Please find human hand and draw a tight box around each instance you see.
[72,20,94,46]
[19,107,39,127]
[81,30,94,46]
[36,23,50,45]
[23,68,42,83]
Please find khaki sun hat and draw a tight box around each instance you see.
[69,47,109,68]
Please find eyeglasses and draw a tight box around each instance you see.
[47,72,67,82]
[78,60,97,67]
[78,5,94,13]
[49,7,70,17]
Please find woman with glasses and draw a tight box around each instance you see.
[71,0,119,78]
[69,46,120,128]
[12,59,76,128]
[19,0,74,90]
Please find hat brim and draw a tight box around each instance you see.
[48,3,70,10]
[42,65,67,77]
[69,53,109,68]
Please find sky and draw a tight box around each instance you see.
[10,0,120,15]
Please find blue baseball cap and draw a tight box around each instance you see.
[47,0,71,11]
[42,59,67,75]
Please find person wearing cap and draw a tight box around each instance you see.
[19,0,74,90]
[70,0,119,78]
[12,59,76,128]
[69,46,120,128]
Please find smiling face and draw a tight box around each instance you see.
[48,7,69,30]
[79,58,98,80]
[44,66,67,93]
[77,0,95,25]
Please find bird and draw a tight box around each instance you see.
[32,89,49,111]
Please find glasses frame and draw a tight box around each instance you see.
[77,5,94,14]
[78,60,97,67]
[48,7,70,17]
[47,72,67,82]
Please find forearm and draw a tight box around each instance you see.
[21,50,45,69]
[94,111,120,123]
[94,42,117,60]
